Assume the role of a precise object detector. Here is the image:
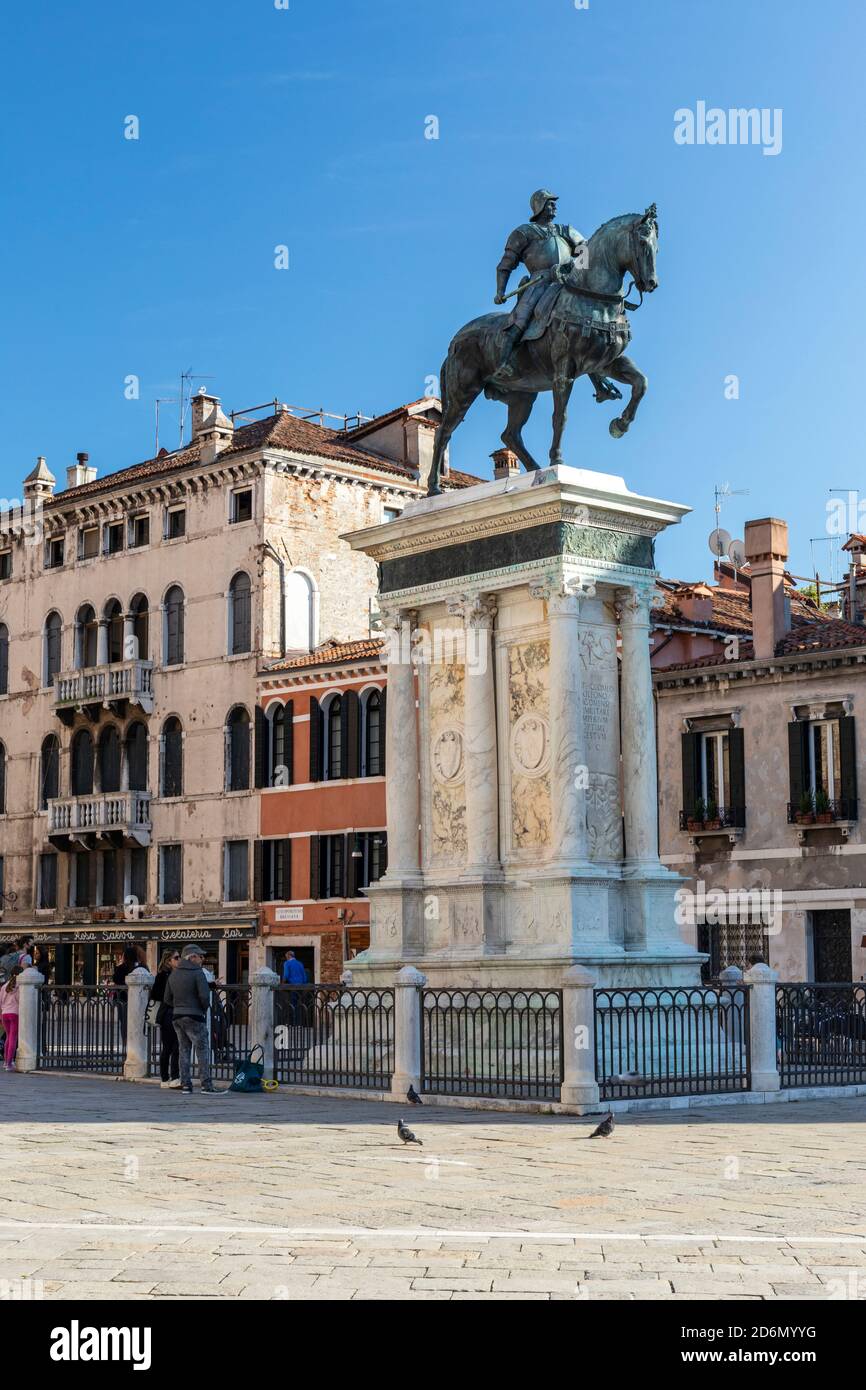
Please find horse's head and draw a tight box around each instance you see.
[629,204,659,294]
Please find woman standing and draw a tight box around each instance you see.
[150,948,181,1088]
[0,967,21,1071]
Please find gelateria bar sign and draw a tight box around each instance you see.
[0,924,256,945]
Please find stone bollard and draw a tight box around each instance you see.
[16,968,44,1073]
[124,967,155,1080]
[391,965,427,1101]
[744,961,781,1092]
[560,964,600,1109]
[250,967,280,1079]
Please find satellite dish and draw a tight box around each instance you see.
[728,538,747,568]
[708,528,732,558]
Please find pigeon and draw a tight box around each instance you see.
[407,1085,423,1105]
[587,1112,615,1139]
[611,1071,644,1087]
[397,1118,422,1146]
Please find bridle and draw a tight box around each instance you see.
[561,208,658,314]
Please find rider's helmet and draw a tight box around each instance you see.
[529,189,558,222]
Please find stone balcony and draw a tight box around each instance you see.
[53,660,154,724]
[47,791,152,849]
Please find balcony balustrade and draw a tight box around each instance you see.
[53,659,154,723]
[47,790,152,848]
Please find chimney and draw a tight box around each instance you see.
[744,517,790,660]
[23,455,56,501]
[66,452,97,489]
[190,389,234,461]
[491,447,520,481]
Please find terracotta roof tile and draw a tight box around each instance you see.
[265,638,386,673]
[654,618,866,674]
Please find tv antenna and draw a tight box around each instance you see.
[178,369,215,447]
[709,482,750,575]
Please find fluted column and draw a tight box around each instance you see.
[617,584,661,870]
[542,579,594,870]
[381,608,421,880]
[450,594,499,874]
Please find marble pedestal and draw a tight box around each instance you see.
[345,463,705,990]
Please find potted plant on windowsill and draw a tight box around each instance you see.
[703,799,721,831]
[815,789,834,824]
[687,798,706,832]
[796,791,815,825]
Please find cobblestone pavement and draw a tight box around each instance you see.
[1,1072,864,1301]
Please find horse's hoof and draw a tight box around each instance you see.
[427,485,442,497]
[549,453,564,467]
[609,418,628,439]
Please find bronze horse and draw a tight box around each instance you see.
[427,206,659,495]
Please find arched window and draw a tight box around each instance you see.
[0,742,6,813]
[126,722,148,792]
[0,624,8,696]
[76,604,97,669]
[98,725,121,793]
[285,570,315,652]
[40,734,60,808]
[129,593,148,660]
[364,689,384,777]
[270,702,288,786]
[104,599,123,664]
[164,586,185,666]
[327,696,343,781]
[161,717,183,797]
[71,729,94,796]
[225,706,250,791]
[44,612,62,687]
[229,572,252,655]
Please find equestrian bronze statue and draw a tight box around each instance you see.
[427,191,659,496]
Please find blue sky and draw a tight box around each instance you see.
[2,0,863,586]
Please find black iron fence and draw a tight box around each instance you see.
[146,983,252,1082]
[274,984,394,1089]
[421,988,563,1100]
[38,985,127,1073]
[595,985,750,1099]
[777,984,866,1088]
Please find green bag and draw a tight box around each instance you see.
[230,1045,265,1093]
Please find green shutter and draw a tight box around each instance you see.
[309,697,322,782]
[788,720,808,809]
[681,731,701,818]
[839,716,858,816]
[253,840,263,903]
[284,700,294,786]
[308,835,320,899]
[343,691,360,779]
[728,728,746,826]
[254,707,266,788]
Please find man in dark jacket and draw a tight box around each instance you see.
[164,945,224,1094]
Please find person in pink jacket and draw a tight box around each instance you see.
[0,968,21,1071]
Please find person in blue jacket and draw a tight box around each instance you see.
[282,950,307,1026]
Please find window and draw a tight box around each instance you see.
[45,536,65,569]
[104,600,123,664]
[700,731,729,814]
[129,848,148,909]
[284,570,315,652]
[164,586,185,665]
[226,706,251,791]
[38,853,58,910]
[44,612,62,686]
[75,604,98,669]
[260,839,291,901]
[698,920,770,982]
[129,514,150,549]
[267,702,292,787]
[98,725,121,794]
[40,735,60,808]
[104,522,124,555]
[79,527,99,560]
[159,844,183,905]
[0,551,11,581]
[363,689,384,776]
[350,832,388,895]
[680,726,745,828]
[0,624,8,695]
[165,507,186,540]
[126,722,148,792]
[129,594,148,660]
[160,717,183,797]
[0,742,5,813]
[327,696,343,780]
[73,852,91,908]
[788,714,857,820]
[312,834,346,899]
[228,572,252,655]
[383,506,401,523]
[224,840,249,902]
[71,729,94,796]
[230,489,253,524]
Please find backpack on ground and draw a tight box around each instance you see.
[229,1045,265,1093]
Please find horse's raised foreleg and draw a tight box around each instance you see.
[500,392,540,472]
[603,353,647,439]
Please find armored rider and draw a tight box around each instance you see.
[494,189,619,402]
